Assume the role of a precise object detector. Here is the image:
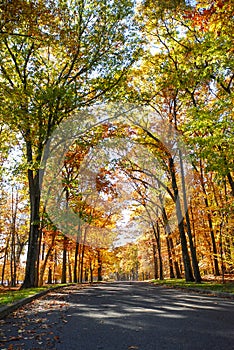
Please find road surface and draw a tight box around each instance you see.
[0,282,234,349]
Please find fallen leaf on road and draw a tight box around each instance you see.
[9,336,23,341]
[18,329,24,333]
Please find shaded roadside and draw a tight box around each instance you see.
[0,282,234,350]
[0,286,70,349]
[150,282,234,300]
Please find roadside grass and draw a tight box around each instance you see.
[151,278,234,294]
[0,284,68,307]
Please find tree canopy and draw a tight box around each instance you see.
[0,0,233,287]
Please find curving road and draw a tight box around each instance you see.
[0,282,234,350]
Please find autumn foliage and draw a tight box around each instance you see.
[0,0,233,287]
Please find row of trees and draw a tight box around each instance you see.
[0,0,233,287]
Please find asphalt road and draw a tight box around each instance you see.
[0,282,234,350]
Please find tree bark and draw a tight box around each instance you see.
[80,244,85,283]
[39,231,56,286]
[155,222,163,280]
[169,156,194,282]
[89,259,94,283]
[73,241,80,283]
[47,267,52,284]
[21,164,42,288]
[199,161,220,276]
[61,236,68,284]
[160,202,176,278]
[79,227,87,283]
[226,172,234,197]
[179,150,201,282]
[152,242,159,279]
[166,236,175,278]
[1,237,9,286]
[73,219,81,283]
[97,249,102,282]
[68,251,72,283]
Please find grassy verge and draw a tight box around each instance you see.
[151,279,234,294]
[0,284,68,307]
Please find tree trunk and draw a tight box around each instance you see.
[169,156,194,282]
[10,187,19,287]
[61,236,68,284]
[73,219,81,283]
[226,172,234,197]
[199,161,220,276]
[155,222,163,280]
[160,201,175,279]
[90,260,94,283]
[53,250,58,284]
[97,249,102,282]
[80,244,85,283]
[1,238,9,286]
[179,150,201,282]
[68,251,72,283]
[152,242,159,279]
[47,267,52,284]
[168,237,181,278]
[73,241,80,283]
[21,165,42,288]
[10,229,16,287]
[84,267,89,282]
[166,236,175,278]
[174,260,182,279]
[39,232,56,286]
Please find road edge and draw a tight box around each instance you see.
[150,282,234,299]
[0,284,75,320]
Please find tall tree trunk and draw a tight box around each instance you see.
[10,187,19,287]
[168,236,181,278]
[89,259,94,283]
[142,127,193,281]
[166,236,175,278]
[80,244,85,283]
[68,251,72,283]
[84,267,89,282]
[152,241,159,279]
[10,225,16,287]
[226,172,234,197]
[39,231,56,286]
[155,221,163,280]
[169,156,194,282]
[199,161,220,276]
[73,241,80,283]
[61,236,68,284]
[1,237,9,286]
[160,201,175,279]
[179,151,201,282]
[53,250,58,284]
[151,221,163,280]
[79,227,87,283]
[47,267,52,284]
[219,150,234,197]
[73,219,81,283]
[21,165,41,288]
[143,203,163,280]
[97,249,102,282]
